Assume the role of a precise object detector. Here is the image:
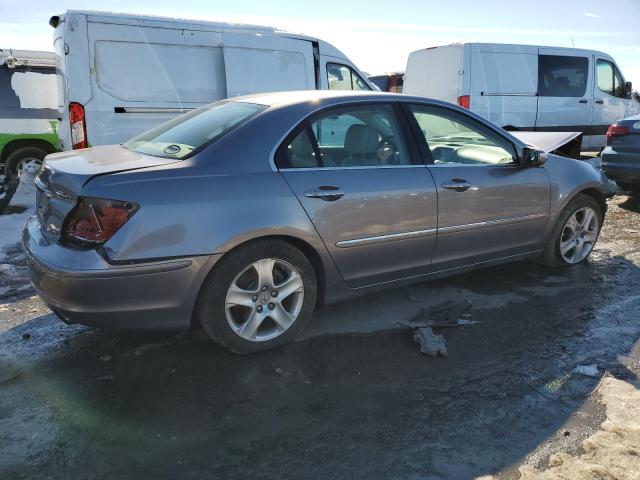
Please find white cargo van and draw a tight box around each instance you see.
[50,10,374,150]
[403,43,640,149]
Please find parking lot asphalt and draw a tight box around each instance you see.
[1,194,640,479]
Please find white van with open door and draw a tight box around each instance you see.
[403,43,639,149]
[50,10,374,150]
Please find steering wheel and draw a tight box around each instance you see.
[377,133,400,165]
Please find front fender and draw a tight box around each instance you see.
[542,155,614,241]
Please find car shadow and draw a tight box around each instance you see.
[618,195,640,214]
[1,253,639,479]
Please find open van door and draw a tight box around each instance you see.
[222,32,315,97]
[536,48,592,138]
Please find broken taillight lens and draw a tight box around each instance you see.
[62,197,139,247]
[69,102,88,149]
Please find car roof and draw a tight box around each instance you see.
[227,90,439,108]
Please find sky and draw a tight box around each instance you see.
[1,0,639,85]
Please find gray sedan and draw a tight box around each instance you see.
[24,91,613,353]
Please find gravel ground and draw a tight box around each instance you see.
[0,192,639,479]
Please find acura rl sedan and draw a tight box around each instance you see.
[24,91,613,353]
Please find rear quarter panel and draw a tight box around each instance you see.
[79,107,346,293]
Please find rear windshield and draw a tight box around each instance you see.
[124,101,266,159]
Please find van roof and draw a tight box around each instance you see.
[51,10,313,43]
[49,10,351,63]
[411,42,612,59]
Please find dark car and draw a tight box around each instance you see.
[602,114,640,195]
[369,72,404,93]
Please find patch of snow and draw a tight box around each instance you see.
[0,179,36,261]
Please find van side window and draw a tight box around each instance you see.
[597,60,626,98]
[538,55,588,97]
[409,105,516,166]
[327,63,371,91]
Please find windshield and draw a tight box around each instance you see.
[124,101,266,159]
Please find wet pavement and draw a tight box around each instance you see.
[1,195,640,479]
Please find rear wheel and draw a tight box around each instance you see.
[5,146,48,179]
[195,239,317,353]
[540,194,602,267]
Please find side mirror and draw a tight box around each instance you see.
[625,81,633,98]
[521,147,548,167]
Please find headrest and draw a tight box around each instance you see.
[344,124,379,156]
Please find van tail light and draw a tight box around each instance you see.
[62,196,139,247]
[69,102,88,149]
[606,124,630,145]
[457,95,470,109]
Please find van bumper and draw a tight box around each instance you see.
[22,216,218,330]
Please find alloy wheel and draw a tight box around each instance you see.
[225,258,304,342]
[559,206,599,264]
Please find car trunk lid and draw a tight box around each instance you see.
[35,144,179,242]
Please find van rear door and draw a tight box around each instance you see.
[535,48,592,139]
[222,32,315,97]
[86,19,226,146]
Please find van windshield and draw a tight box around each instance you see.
[124,101,266,159]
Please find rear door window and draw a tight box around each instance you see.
[538,55,588,97]
[276,104,412,169]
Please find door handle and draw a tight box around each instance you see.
[304,186,344,201]
[578,99,588,104]
[595,99,604,104]
[441,179,471,192]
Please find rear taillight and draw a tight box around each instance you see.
[62,196,138,247]
[457,95,470,109]
[69,102,88,149]
[606,124,630,145]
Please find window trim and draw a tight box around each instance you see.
[326,62,372,91]
[274,101,421,170]
[401,102,520,167]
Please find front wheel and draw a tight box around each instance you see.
[540,194,603,267]
[195,239,317,353]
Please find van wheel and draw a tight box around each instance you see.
[5,147,48,179]
[195,239,317,354]
[540,194,602,267]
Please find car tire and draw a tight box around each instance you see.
[5,146,48,179]
[195,239,317,353]
[540,194,603,267]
